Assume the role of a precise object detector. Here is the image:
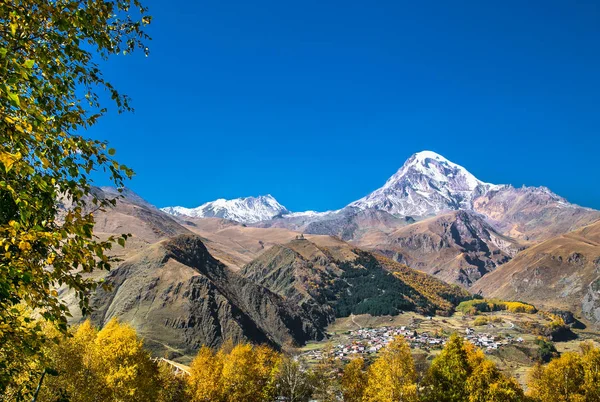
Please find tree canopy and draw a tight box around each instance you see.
[0,0,150,391]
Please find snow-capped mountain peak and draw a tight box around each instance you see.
[161,194,289,224]
[350,150,494,216]
[384,150,488,190]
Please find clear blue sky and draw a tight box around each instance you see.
[88,0,600,212]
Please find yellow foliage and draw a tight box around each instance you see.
[37,319,161,402]
[94,319,159,401]
[422,334,523,402]
[363,336,418,402]
[457,299,537,315]
[466,360,524,402]
[341,357,367,402]
[527,343,600,402]
[188,346,224,402]
[0,308,58,401]
[308,343,341,402]
[527,352,585,401]
[187,341,281,402]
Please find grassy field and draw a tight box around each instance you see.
[298,311,600,387]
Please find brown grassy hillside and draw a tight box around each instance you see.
[472,220,600,323]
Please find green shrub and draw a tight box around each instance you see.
[535,337,558,363]
[456,299,537,315]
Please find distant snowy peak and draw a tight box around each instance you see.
[350,150,497,217]
[386,151,489,191]
[161,195,289,224]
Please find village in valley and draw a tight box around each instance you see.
[301,322,523,362]
[297,310,600,385]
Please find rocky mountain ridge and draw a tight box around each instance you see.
[81,147,600,353]
[240,237,470,322]
[72,187,473,358]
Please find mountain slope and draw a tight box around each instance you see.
[472,220,600,323]
[241,237,471,323]
[162,195,289,224]
[357,210,525,287]
[90,187,193,245]
[89,235,324,357]
[175,217,301,270]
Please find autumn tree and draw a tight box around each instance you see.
[0,0,150,390]
[32,319,161,402]
[274,356,313,402]
[36,320,109,402]
[94,319,161,401]
[187,341,281,402]
[341,357,367,402]
[581,342,600,400]
[363,336,418,402]
[253,345,281,400]
[422,334,524,402]
[187,346,224,402]
[422,334,472,402]
[220,343,280,402]
[466,359,525,402]
[310,344,342,402]
[0,308,56,401]
[156,361,189,402]
[526,341,600,402]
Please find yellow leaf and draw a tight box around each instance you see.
[0,151,21,172]
[18,240,31,251]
